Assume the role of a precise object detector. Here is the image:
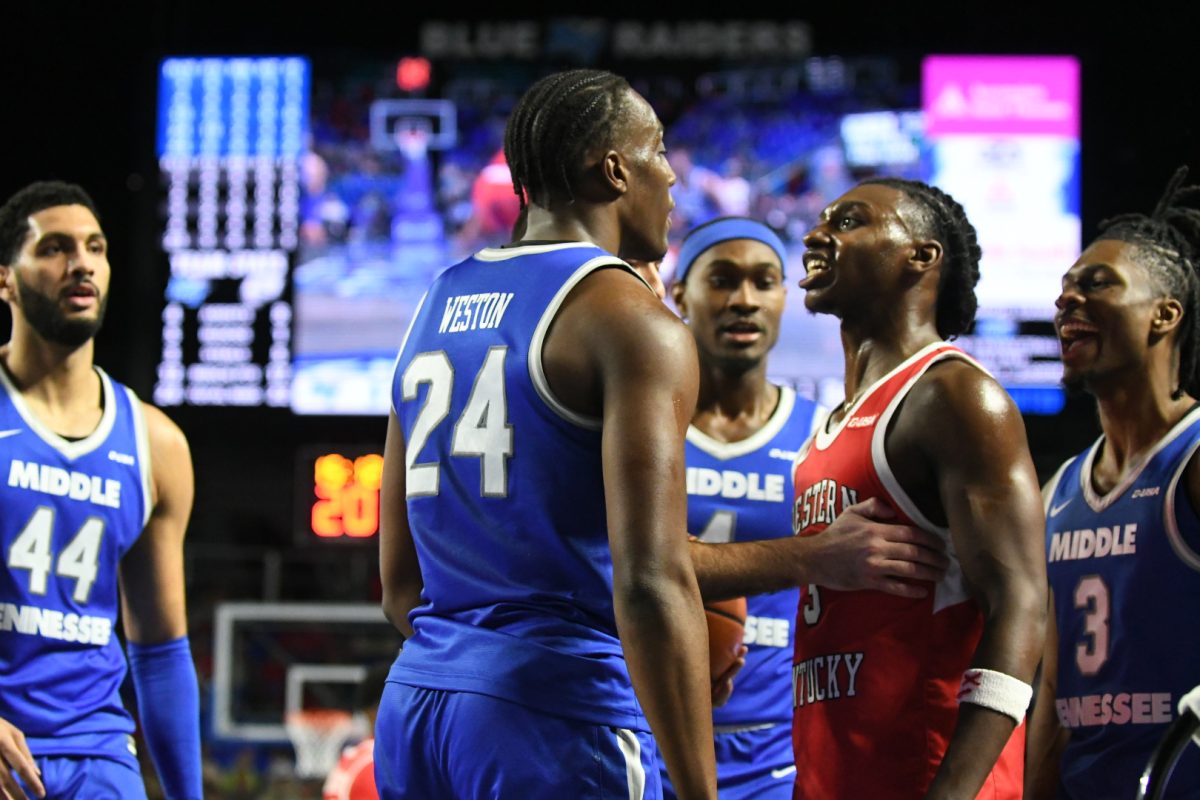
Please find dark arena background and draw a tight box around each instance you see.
[3,3,1198,797]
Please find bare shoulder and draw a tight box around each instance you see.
[138,402,194,512]
[571,267,690,337]
[543,265,696,418]
[140,402,191,464]
[901,357,1027,456]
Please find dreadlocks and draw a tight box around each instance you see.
[1097,167,1200,397]
[503,70,632,210]
[859,178,980,339]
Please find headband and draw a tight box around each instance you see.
[676,217,788,283]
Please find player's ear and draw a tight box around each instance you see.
[1151,296,1184,338]
[907,241,943,276]
[0,265,12,304]
[671,279,688,319]
[601,149,629,197]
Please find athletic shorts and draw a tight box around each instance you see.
[662,721,794,800]
[16,755,146,800]
[375,681,661,799]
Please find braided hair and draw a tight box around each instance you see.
[503,70,632,210]
[1096,167,1200,397]
[862,178,982,339]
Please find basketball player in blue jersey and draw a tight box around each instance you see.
[1027,168,1200,798]
[377,68,720,800]
[0,182,201,799]
[662,218,820,799]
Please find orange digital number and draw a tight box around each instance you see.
[311,453,382,539]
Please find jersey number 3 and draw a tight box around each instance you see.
[1073,575,1110,676]
[402,347,514,498]
[8,507,104,604]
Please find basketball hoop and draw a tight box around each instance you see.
[285,709,357,779]
[393,119,431,160]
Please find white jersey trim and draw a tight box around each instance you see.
[615,728,646,800]
[869,347,989,614]
[686,386,797,460]
[792,405,828,469]
[528,255,630,431]
[479,242,654,292]
[0,364,118,460]
[1163,422,1200,574]
[1079,405,1200,513]
[475,241,600,261]
[812,341,947,452]
[125,386,154,529]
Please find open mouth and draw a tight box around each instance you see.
[1057,319,1099,358]
[799,253,833,289]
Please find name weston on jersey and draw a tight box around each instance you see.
[438,292,515,334]
[7,459,122,509]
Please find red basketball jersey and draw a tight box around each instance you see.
[790,342,1023,800]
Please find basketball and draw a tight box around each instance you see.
[705,597,747,681]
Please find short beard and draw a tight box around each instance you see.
[1060,372,1092,398]
[16,273,106,349]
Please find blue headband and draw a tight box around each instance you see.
[676,217,788,282]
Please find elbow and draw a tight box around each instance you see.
[988,581,1047,630]
[982,578,1048,660]
[613,559,701,620]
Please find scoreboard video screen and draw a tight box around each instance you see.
[153,56,309,408]
[152,44,1079,440]
[154,50,1078,421]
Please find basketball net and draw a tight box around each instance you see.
[394,123,430,160]
[285,709,357,779]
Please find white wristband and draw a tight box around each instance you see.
[957,668,1033,724]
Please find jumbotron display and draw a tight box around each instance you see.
[153,56,309,407]
[153,52,1078,415]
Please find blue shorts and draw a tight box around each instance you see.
[375,681,662,799]
[662,721,794,800]
[15,755,146,800]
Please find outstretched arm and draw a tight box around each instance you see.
[689,496,949,601]
[380,410,421,639]
[118,405,201,800]
[901,363,1047,800]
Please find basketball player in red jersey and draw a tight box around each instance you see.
[789,179,1046,799]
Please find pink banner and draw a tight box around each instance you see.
[923,56,1079,137]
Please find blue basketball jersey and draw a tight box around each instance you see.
[0,366,151,764]
[1044,406,1200,799]
[389,242,651,731]
[685,389,820,727]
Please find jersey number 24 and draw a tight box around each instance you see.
[402,347,514,498]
